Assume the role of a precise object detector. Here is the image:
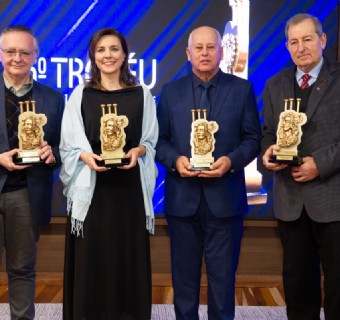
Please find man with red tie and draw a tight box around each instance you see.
[262,13,340,320]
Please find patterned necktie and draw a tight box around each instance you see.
[300,74,311,89]
[199,82,212,113]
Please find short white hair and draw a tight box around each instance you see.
[187,26,222,48]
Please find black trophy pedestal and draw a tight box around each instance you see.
[269,154,303,166]
[13,156,45,165]
[96,157,130,167]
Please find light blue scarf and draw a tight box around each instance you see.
[59,84,158,236]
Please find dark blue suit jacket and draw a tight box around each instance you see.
[156,71,262,218]
[0,75,64,226]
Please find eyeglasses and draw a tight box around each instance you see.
[0,48,36,58]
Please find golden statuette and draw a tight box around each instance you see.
[270,98,307,165]
[190,109,219,170]
[97,103,130,167]
[15,100,47,165]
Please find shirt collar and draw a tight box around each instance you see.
[192,69,221,89]
[296,57,324,82]
[3,74,33,97]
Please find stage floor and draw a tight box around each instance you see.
[0,304,325,320]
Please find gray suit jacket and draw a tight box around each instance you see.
[261,57,340,222]
[0,75,64,225]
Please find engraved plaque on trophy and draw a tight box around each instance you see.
[269,98,307,166]
[14,100,47,165]
[96,103,130,167]
[190,109,219,171]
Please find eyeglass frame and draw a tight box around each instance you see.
[0,47,38,58]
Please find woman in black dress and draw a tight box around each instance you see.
[59,28,158,320]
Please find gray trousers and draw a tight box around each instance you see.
[0,188,40,320]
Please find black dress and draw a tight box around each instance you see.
[63,86,152,320]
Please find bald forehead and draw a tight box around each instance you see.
[188,27,221,47]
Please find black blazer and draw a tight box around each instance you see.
[0,75,64,225]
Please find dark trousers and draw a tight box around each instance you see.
[0,188,39,320]
[166,195,243,320]
[278,209,340,320]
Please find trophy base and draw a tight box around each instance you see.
[13,156,45,165]
[190,161,212,171]
[190,165,211,171]
[14,150,45,165]
[190,157,213,171]
[269,154,303,166]
[96,157,130,167]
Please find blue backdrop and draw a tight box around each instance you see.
[0,0,338,218]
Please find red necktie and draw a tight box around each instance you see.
[300,74,311,89]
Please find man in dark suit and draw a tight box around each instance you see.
[156,26,261,320]
[0,25,64,319]
[262,13,340,320]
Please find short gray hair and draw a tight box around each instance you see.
[285,13,324,40]
[0,25,39,51]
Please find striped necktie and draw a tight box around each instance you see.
[300,74,311,89]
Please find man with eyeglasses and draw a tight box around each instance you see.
[0,25,64,319]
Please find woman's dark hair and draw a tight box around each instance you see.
[86,27,137,89]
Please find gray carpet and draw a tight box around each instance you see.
[0,304,325,319]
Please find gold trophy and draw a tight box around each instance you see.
[270,98,307,165]
[97,103,130,167]
[190,109,219,170]
[14,100,47,165]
